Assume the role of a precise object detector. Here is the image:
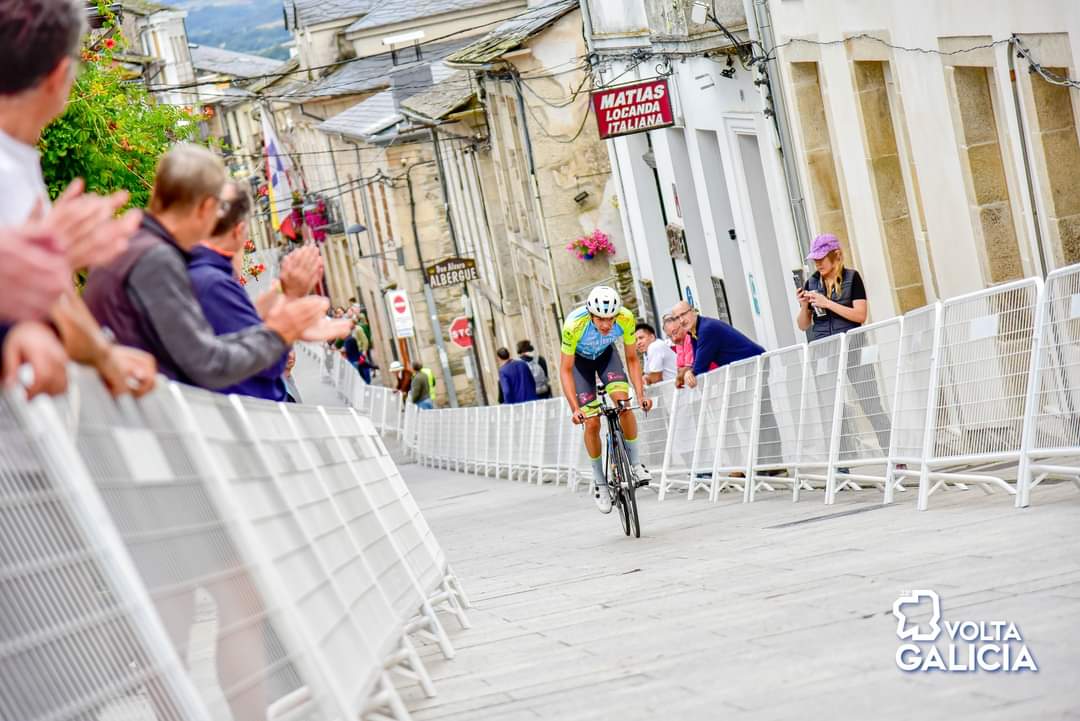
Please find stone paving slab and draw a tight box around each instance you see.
[398,461,1080,720]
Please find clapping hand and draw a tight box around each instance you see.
[280,245,324,298]
[299,316,353,343]
[0,225,69,322]
[45,179,141,270]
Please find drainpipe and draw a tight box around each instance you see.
[512,76,566,326]
[323,134,351,299]
[406,160,460,408]
[430,126,490,405]
[744,0,813,258]
[344,138,381,281]
[344,135,398,376]
[580,0,649,316]
[1007,36,1049,277]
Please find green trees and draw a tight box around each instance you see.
[39,17,204,206]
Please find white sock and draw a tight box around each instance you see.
[590,455,605,486]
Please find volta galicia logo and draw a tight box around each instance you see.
[892,590,1038,673]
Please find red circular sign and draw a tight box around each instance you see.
[392,294,407,314]
[449,316,473,349]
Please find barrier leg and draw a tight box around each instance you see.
[365,672,414,721]
[445,565,473,609]
[414,599,456,660]
[441,576,472,629]
[391,633,437,698]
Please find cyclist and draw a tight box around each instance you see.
[560,286,653,514]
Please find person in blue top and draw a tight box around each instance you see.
[497,347,537,404]
[187,180,343,401]
[671,300,765,389]
[560,286,654,514]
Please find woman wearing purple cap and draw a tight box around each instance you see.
[796,234,891,461]
[796,234,867,338]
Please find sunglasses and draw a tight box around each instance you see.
[671,308,696,322]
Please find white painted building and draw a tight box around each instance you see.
[134,8,197,107]
[767,0,1080,316]
[584,0,806,350]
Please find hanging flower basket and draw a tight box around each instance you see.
[566,229,615,261]
[247,262,266,279]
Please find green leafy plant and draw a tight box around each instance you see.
[39,6,205,207]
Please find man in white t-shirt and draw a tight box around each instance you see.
[634,321,677,385]
[0,0,153,398]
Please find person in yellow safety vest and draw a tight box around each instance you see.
[421,365,436,402]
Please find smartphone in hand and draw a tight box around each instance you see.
[791,268,806,291]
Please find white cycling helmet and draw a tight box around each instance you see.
[586,286,622,318]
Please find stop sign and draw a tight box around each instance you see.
[449,316,473,348]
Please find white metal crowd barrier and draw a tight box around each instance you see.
[294,342,404,437]
[0,366,470,721]
[370,264,1080,511]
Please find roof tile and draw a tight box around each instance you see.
[446,0,578,66]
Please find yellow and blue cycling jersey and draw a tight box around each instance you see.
[560,305,636,359]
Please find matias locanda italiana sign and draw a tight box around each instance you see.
[590,78,675,140]
[426,257,480,289]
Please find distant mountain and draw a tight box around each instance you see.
[163,0,292,60]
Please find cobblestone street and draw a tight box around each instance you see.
[403,464,1080,720]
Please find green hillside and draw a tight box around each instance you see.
[163,0,291,60]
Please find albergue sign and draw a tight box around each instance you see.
[590,78,675,140]
[426,256,479,289]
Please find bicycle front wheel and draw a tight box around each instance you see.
[625,476,640,538]
[611,433,639,538]
[617,490,630,535]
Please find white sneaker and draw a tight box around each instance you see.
[593,484,612,514]
[633,464,653,487]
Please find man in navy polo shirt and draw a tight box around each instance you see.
[186,180,342,400]
[671,301,764,389]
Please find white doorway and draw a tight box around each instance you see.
[695,129,757,339]
[733,132,799,349]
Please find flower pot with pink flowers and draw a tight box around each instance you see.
[566,229,615,261]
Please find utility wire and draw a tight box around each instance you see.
[182,57,589,103]
[143,2,574,93]
[1012,35,1080,89]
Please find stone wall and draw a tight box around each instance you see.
[951,66,1024,283]
[789,61,852,260]
[1029,68,1080,266]
[853,61,927,312]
